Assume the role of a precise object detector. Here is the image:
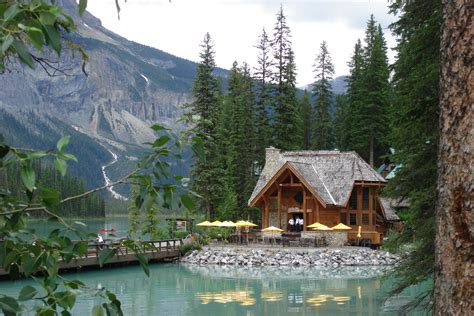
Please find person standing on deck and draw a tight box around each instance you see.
[288,217,295,232]
[298,217,304,232]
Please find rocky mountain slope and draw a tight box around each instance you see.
[0,0,224,190]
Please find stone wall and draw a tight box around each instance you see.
[301,231,348,247]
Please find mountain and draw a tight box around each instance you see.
[0,0,225,191]
[298,75,348,95]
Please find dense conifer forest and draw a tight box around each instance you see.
[0,160,105,217]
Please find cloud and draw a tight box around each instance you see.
[257,0,396,30]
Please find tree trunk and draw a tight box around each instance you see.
[434,1,473,314]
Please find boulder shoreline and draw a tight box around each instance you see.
[181,246,400,267]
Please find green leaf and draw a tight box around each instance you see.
[135,253,149,277]
[180,195,194,211]
[20,166,35,192]
[27,27,45,50]
[78,0,88,15]
[150,124,169,132]
[56,135,70,151]
[98,248,115,267]
[12,40,34,68]
[27,150,48,159]
[1,35,14,55]
[92,304,105,316]
[3,3,20,21]
[22,253,41,276]
[55,159,67,176]
[41,187,61,207]
[73,241,88,257]
[61,153,77,162]
[152,135,171,148]
[0,296,20,314]
[43,25,61,55]
[18,285,38,301]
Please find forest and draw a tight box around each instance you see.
[187,3,439,312]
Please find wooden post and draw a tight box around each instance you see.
[303,189,307,231]
[264,196,269,228]
[315,197,320,222]
[278,186,282,228]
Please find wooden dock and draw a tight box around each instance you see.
[0,238,188,278]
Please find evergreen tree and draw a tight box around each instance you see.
[333,94,351,150]
[188,33,224,220]
[350,16,390,166]
[311,41,335,149]
[253,28,272,165]
[384,0,441,311]
[270,5,301,150]
[219,62,256,214]
[299,90,312,150]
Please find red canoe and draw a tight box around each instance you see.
[97,228,116,233]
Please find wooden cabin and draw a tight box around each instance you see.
[248,147,400,245]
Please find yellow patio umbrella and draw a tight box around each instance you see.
[196,221,213,227]
[236,220,257,227]
[331,223,352,230]
[261,226,283,245]
[307,222,330,229]
[261,226,283,232]
[209,220,222,226]
[217,221,236,227]
[313,226,334,231]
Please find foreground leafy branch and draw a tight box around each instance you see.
[0,123,200,315]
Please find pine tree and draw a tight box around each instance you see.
[253,28,272,165]
[220,62,256,214]
[270,5,301,150]
[383,0,441,311]
[350,17,390,166]
[188,33,224,220]
[333,94,351,150]
[311,41,335,150]
[299,90,312,150]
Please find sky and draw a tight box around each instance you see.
[87,0,398,86]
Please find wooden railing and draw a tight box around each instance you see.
[78,238,184,259]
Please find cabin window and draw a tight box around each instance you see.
[294,191,303,204]
[362,214,369,226]
[349,213,357,225]
[362,188,369,210]
[349,189,357,210]
[340,212,347,224]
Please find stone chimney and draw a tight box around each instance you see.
[264,147,281,172]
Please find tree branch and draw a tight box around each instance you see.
[60,168,139,204]
[1,168,139,216]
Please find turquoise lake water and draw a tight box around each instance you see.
[0,263,427,315]
[0,218,428,315]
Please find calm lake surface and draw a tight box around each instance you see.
[0,264,427,315]
[0,218,427,315]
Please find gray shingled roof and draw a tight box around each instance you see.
[379,198,403,221]
[249,149,386,207]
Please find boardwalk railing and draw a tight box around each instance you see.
[0,238,188,277]
[83,238,185,260]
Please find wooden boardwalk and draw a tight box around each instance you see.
[0,238,187,278]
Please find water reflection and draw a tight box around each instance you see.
[0,264,426,315]
[196,291,256,306]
